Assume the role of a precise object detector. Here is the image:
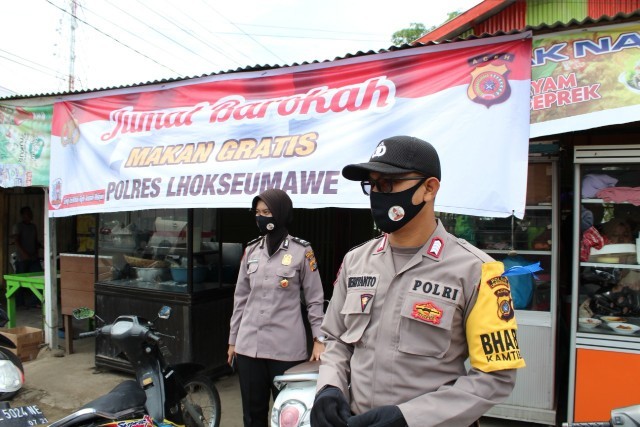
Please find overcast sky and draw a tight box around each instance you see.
[0,0,482,97]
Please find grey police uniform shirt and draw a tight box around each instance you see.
[229,235,325,361]
[317,220,518,427]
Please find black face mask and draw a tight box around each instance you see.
[370,179,426,233]
[256,215,276,235]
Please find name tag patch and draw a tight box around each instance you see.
[348,275,378,289]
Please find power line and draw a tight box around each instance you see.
[43,0,183,77]
[0,48,68,80]
[78,0,213,75]
[208,30,387,42]
[154,0,250,66]
[197,0,286,64]
[235,22,389,37]
[130,0,230,70]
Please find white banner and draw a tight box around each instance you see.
[49,33,531,218]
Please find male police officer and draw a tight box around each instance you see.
[311,136,525,427]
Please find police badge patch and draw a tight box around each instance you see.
[360,293,373,312]
[411,301,443,325]
[466,53,514,108]
[467,63,511,107]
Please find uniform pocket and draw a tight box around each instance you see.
[339,290,374,343]
[247,262,259,274]
[276,268,296,278]
[398,294,456,358]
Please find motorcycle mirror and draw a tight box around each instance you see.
[158,306,171,319]
[72,307,95,320]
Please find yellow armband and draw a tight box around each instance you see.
[466,261,526,372]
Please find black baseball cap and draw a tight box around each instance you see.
[342,135,441,182]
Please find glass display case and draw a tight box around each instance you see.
[94,208,238,376]
[97,208,241,292]
[568,145,640,423]
[440,160,556,313]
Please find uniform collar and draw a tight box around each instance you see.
[260,236,290,251]
[371,234,389,255]
[421,219,447,262]
[370,220,447,261]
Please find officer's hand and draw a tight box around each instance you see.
[347,405,407,427]
[310,385,351,427]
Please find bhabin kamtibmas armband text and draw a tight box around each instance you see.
[466,261,526,372]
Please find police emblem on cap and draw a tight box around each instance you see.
[388,206,405,221]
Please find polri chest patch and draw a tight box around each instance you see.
[411,278,460,303]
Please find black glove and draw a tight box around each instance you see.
[347,405,407,427]
[311,385,351,427]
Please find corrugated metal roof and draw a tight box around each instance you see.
[0,47,398,102]
[526,0,588,26]
[3,9,639,103]
[470,9,640,38]
[420,0,640,43]
[589,0,640,20]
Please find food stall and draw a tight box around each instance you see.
[93,208,241,374]
[568,145,640,423]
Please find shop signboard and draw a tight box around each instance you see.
[0,105,52,187]
[531,23,640,137]
[49,33,531,218]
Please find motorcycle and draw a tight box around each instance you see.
[562,404,640,426]
[0,308,24,401]
[48,306,221,427]
[270,360,319,427]
[271,360,640,427]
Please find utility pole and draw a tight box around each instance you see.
[68,0,77,91]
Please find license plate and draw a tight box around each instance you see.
[0,405,48,427]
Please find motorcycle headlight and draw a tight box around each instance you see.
[0,360,23,392]
[271,399,309,427]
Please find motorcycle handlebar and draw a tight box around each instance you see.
[79,330,98,338]
[146,331,161,343]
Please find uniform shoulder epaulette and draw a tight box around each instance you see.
[291,236,310,247]
[456,237,494,263]
[347,234,384,253]
[247,236,262,247]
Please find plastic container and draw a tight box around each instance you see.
[170,266,208,283]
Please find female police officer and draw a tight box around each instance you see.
[228,188,325,427]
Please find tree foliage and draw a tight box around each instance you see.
[391,10,463,46]
[391,23,430,46]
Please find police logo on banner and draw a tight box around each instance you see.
[467,53,515,108]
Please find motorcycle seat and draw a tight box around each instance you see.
[80,379,146,415]
[283,360,320,375]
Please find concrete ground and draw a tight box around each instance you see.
[8,307,546,427]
